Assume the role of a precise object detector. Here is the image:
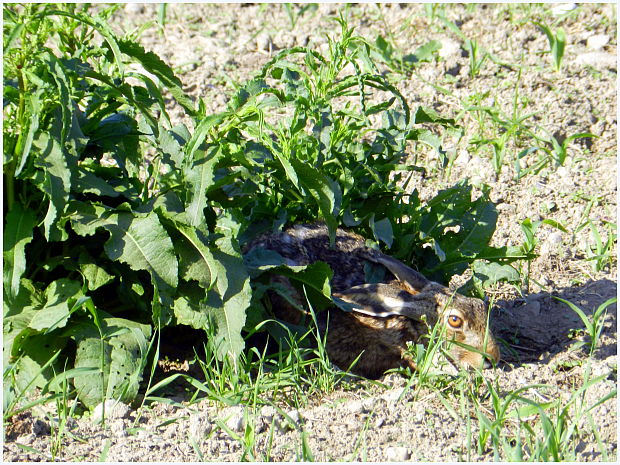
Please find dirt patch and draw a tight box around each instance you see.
[3,3,616,462]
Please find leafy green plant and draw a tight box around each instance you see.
[515,132,597,179]
[555,296,616,356]
[465,38,488,78]
[3,4,525,413]
[583,220,616,273]
[517,217,567,290]
[534,22,566,72]
[3,3,249,410]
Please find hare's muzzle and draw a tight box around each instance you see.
[463,335,501,369]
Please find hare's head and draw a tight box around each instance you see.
[429,286,500,368]
[348,252,501,369]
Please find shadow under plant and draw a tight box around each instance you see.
[492,278,617,366]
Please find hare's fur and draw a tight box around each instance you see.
[246,223,500,378]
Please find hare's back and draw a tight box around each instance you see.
[285,223,372,290]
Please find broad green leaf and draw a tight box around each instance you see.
[412,106,456,125]
[173,222,217,289]
[290,158,341,243]
[472,260,520,288]
[80,263,115,291]
[74,167,122,197]
[209,234,251,360]
[274,149,300,189]
[12,333,68,395]
[173,292,210,331]
[66,201,113,236]
[421,182,498,276]
[247,256,333,300]
[102,211,178,292]
[4,308,38,367]
[72,317,151,409]
[174,233,250,361]
[185,146,222,227]
[3,204,37,304]
[277,261,333,299]
[370,216,393,248]
[411,39,442,62]
[243,246,289,271]
[69,204,178,323]
[29,279,82,332]
[32,132,71,241]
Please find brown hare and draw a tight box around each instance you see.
[246,222,500,379]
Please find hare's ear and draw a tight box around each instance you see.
[363,252,430,292]
[333,283,436,322]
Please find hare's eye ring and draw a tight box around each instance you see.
[447,314,463,329]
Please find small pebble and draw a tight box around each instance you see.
[92,400,131,423]
[574,52,617,69]
[551,3,577,16]
[586,34,610,50]
[224,409,245,433]
[256,33,273,52]
[124,3,145,15]
[346,400,364,414]
[110,419,128,437]
[386,446,411,461]
[438,38,461,58]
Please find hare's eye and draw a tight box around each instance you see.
[447,314,463,329]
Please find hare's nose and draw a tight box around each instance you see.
[482,359,493,369]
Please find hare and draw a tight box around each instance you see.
[246,222,500,379]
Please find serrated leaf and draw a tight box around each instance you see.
[158,125,185,169]
[102,211,178,292]
[72,317,151,409]
[185,146,222,227]
[208,234,251,360]
[3,204,37,304]
[290,158,341,243]
[173,293,209,331]
[173,222,217,289]
[32,132,71,241]
[46,53,72,147]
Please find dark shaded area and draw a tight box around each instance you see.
[491,279,617,366]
